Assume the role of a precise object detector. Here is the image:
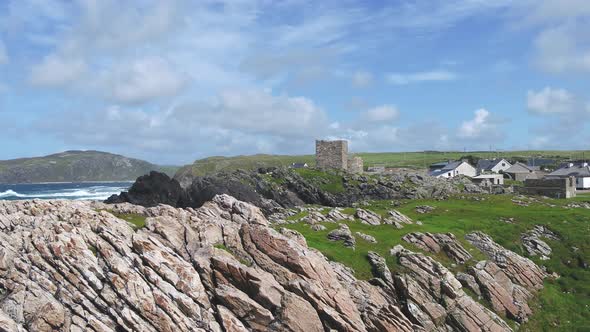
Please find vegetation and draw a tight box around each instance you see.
[175,150,590,177]
[293,168,345,193]
[281,194,590,331]
[97,209,147,230]
[0,150,179,183]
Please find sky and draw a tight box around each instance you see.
[0,0,589,165]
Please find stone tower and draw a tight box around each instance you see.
[316,140,348,170]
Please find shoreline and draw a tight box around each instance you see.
[0,180,135,185]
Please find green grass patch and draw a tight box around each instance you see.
[281,194,590,330]
[293,168,345,193]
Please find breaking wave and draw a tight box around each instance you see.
[0,184,130,201]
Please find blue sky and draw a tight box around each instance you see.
[0,0,589,164]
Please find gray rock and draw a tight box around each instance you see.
[355,209,381,225]
[327,224,356,247]
[355,232,377,243]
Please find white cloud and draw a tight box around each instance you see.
[386,70,457,85]
[104,57,189,104]
[533,22,590,74]
[352,70,373,87]
[0,40,8,65]
[362,105,399,122]
[29,54,87,86]
[458,109,493,139]
[527,87,575,114]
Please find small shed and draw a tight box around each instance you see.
[472,174,504,186]
[290,163,309,169]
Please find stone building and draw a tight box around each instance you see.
[315,140,363,173]
[517,177,576,199]
[348,156,364,174]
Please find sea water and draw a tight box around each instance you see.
[0,182,132,201]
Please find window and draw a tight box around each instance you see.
[502,163,506,167]
[448,172,452,177]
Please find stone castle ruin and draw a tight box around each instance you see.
[315,140,363,173]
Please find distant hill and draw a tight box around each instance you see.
[174,150,590,181]
[0,151,179,184]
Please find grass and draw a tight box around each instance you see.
[293,168,345,193]
[280,194,590,330]
[97,209,147,230]
[175,150,590,177]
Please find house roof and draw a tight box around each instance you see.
[548,165,590,177]
[527,158,556,167]
[473,174,503,179]
[440,161,463,171]
[476,159,508,171]
[291,163,308,168]
[505,162,534,174]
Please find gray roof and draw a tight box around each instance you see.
[441,161,463,171]
[548,165,590,178]
[505,162,534,174]
[476,159,506,171]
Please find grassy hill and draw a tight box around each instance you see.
[0,150,179,183]
[281,193,590,331]
[175,150,590,178]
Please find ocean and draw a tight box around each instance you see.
[0,182,132,201]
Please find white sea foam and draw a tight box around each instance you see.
[0,186,128,200]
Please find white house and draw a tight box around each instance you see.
[472,173,504,186]
[429,161,477,179]
[476,159,511,174]
[547,162,590,189]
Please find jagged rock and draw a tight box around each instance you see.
[402,232,473,264]
[356,232,377,243]
[465,232,546,291]
[0,197,540,332]
[367,252,393,285]
[415,205,435,214]
[391,246,512,332]
[384,210,413,225]
[389,245,405,256]
[456,272,481,298]
[302,211,327,224]
[355,209,381,225]
[465,232,547,323]
[521,225,559,260]
[327,209,354,222]
[311,224,327,231]
[327,224,356,248]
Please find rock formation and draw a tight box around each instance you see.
[107,167,483,214]
[0,197,547,331]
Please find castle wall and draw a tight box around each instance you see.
[316,140,348,170]
[348,156,364,174]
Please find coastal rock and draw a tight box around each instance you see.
[521,225,559,259]
[355,209,381,225]
[415,205,435,214]
[327,224,356,247]
[402,232,473,264]
[384,210,413,225]
[391,246,512,332]
[356,232,377,243]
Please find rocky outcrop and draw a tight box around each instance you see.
[106,171,187,207]
[391,246,512,331]
[415,205,435,214]
[108,167,482,214]
[356,232,377,243]
[0,197,546,331]
[0,197,413,332]
[384,210,413,227]
[521,225,559,260]
[465,232,547,323]
[402,232,473,264]
[327,224,356,248]
[356,209,381,225]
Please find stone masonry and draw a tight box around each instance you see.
[316,140,363,173]
[348,156,364,174]
[316,140,349,170]
[518,177,576,199]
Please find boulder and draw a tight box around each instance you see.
[327,224,356,248]
[355,209,381,225]
[356,232,377,243]
[521,225,559,260]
